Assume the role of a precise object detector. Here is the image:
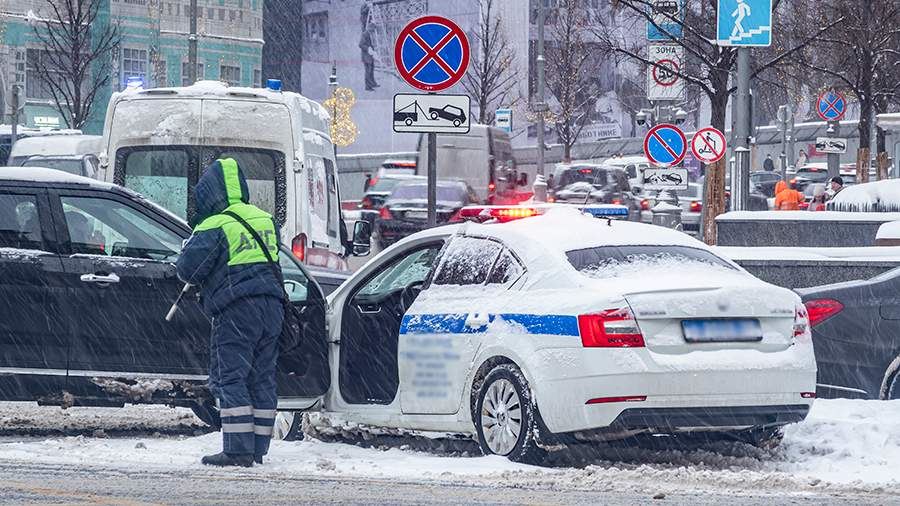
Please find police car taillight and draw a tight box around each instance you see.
[292,233,307,262]
[578,308,645,348]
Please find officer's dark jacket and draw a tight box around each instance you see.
[176,158,283,315]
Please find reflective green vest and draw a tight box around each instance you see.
[193,158,278,266]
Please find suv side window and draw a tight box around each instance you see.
[60,196,182,260]
[0,193,43,250]
[433,237,501,286]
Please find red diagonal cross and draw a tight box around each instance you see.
[822,95,842,116]
[406,28,458,80]
[700,132,721,156]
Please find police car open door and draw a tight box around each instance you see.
[276,251,330,405]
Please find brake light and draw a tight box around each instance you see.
[804,299,844,327]
[801,392,816,399]
[578,308,645,348]
[799,201,809,210]
[690,200,702,213]
[360,196,374,209]
[291,233,307,262]
[794,303,810,338]
[640,199,650,211]
[579,168,593,174]
[611,198,623,205]
[379,206,393,220]
[488,182,496,193]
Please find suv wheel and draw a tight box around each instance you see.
[473,363,545,464]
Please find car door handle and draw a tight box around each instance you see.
[357,303,381,314]
[80,273,121,284]
[465,313,490,328]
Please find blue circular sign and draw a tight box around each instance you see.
[817,91,846,121]
[643,124,687,166]
[394,16,470,92]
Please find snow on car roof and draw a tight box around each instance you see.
[9,135,102,158]
[829,178,900,212]
[0,166,113,187]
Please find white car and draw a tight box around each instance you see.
[275,208,817,463]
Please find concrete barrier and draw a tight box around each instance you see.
[716,211,900,247]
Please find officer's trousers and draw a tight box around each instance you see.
[209,296,283,456]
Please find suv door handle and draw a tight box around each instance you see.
[80,273,121,284]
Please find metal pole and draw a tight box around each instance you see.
[778,105,788,180]
[427,132,437,227]
[826,120,841,178]
[532,0,547,202]
[188,0,198,84]
[733,48,751,211]
[10,85,21,162]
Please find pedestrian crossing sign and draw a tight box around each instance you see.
[716,0,772,47]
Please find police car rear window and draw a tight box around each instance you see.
[567,245,735,278]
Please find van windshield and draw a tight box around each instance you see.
[116,145,285,224]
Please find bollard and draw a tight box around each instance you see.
[532,174,548,203]
[651,190,683,231]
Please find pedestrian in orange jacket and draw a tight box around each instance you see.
[774,180,805,210]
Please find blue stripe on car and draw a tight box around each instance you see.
[400,313,580,336]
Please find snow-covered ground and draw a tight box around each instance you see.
[0,399,897,499]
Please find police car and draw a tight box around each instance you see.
[277,207,817,462]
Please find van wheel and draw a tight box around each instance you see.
[191,401,221,429]
[473,363,545,464]
[273,411,304,441]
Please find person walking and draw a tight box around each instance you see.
[177,158,285,467]
[763,154,775,172]
[774,180,805,210]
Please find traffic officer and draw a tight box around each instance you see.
[176,158,284,467]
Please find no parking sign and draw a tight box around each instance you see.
[394,16,470,92]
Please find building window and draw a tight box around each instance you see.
[218,8,225,21]
[208,7,214,18]
[253,68,261,87]
[229,10,236,21]
[25,49,58,100]
[220,64,241,86]
[121,48,148,87]
[182,61,204,86]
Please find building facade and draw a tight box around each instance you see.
[1,0,264,134]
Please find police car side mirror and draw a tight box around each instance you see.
[352,220,372,257]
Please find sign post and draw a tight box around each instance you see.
[394,16,470,227]
[817,90,847,178]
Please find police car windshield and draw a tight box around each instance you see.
[567,245,735,277]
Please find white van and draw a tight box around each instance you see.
[98,80,352,271]
[416,125,531,204]
[9,134,103,177]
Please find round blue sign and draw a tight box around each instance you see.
[643,124,687,166]
[394,16,470,92]
[817,91,846,121]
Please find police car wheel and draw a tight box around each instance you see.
[473,363,545,464]
[272,411,304,441]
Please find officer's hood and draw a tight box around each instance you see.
[193,158,250,226]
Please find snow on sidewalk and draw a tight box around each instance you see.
[0,399,897,494]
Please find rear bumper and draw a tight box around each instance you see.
[376,220,428,244]
[608,404,809,430]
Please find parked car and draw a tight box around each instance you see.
[374,179,477,249]
[359,174,425,225]
[549,164,639,220]
[799,269,900,400]
[750,171,782,198]
[601,155,652,190]
[20,154,98,178]
[0,167,370,433]
[295,207,814,462]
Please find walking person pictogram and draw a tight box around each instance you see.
[731,0,751,38]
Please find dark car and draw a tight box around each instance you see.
[0,167,361,428]
[791,165,831,191]
[750,171,782,198]
[798,269,900,400]
[550,164,639,220]
[428,105,467,127]
[375,180,477,249]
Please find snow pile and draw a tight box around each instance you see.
[829,179,900,212]
[579,253,733,280]
[876,221,900,240]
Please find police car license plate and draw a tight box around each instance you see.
[682,319,763,343]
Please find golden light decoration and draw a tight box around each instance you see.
[324,87,359,147]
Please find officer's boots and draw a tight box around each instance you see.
[201,451,254,467]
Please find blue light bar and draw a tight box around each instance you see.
[579,205,629,218]
[266,79,283,92]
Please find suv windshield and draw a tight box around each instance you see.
[115,145,285,224]
[23,158,84,176]
[567,245,735,278]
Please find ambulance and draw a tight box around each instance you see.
[98,80,354,272]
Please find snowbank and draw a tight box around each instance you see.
[829,179,900,212]
[0,400,897,495]
[876,221,900,240]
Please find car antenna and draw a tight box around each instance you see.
[581,165,600,213]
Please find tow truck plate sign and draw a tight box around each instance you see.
[393,93,471,134]
[641,167,689,191]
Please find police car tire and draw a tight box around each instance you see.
[473,363,546,464]
[191,401,221,429]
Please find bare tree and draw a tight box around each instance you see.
[463,0,521,125]
[30,0,120,129]
[797,0,900,183]
[597,0,838,243]
[546,0,601,163]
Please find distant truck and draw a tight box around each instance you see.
[98,80,368,272]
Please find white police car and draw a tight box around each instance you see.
[278,208,816,463]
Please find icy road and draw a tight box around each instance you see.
[0,400,898,505]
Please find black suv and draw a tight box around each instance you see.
[0,168,332,427]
